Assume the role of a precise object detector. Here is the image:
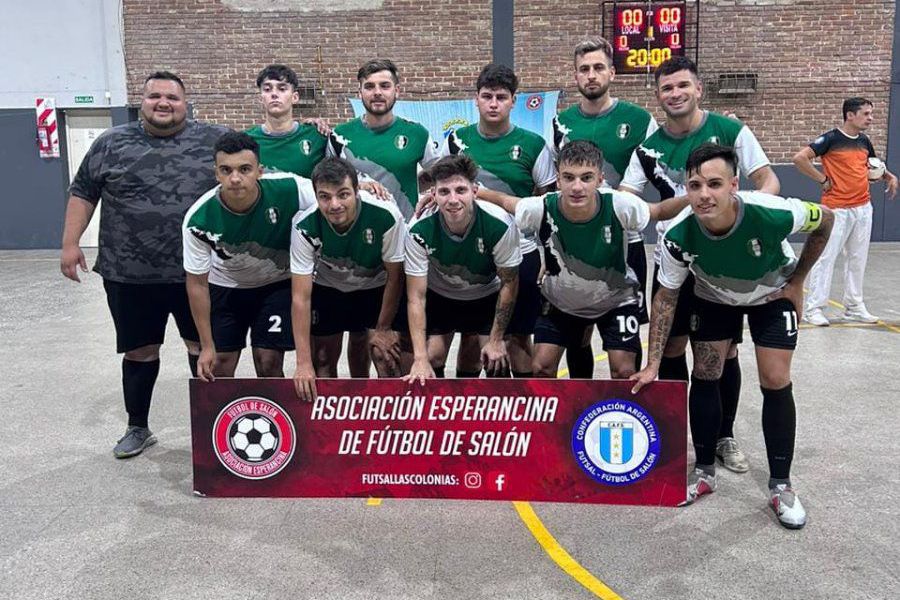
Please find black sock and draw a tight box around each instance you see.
[718,356,741,439]
[122,358,160,429]
[433,366,445,378]
[659,354,689,381]
[512,370,533,378]
[188,353,199,378]
[761,383,796,480]
[633,344,644,372]
[689,375,721,466]
[456,369,481,378]
[566,345,594,378]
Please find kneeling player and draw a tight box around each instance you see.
[184,132,317,380]
[631,144,833,529]
[291,158,407,401]
[479,140,687,379]
[404,155,521,383]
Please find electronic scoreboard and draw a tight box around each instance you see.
[612,1,686,74]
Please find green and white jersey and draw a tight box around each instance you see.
[659,191,825,306]
[620,110,770,261]
[553,100,657,243]
[245,123,330,178]
[405,200,522,301]
[330,117,440,221]
[442,124,556,255]
[516,189,650,318]
[553,100,658,188]
[183,173,316,288]
[290,192,406,292]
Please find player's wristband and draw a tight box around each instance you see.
[819,176,829,186]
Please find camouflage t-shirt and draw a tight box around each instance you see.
[69,120,231,283]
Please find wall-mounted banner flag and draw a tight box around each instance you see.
[349,92,560,145]
[191,378,687,506]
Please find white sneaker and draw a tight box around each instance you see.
[843,306,879,323]
[769,484,807,529]
[679,467,718,507]
[803,309,830,327]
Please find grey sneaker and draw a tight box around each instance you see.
[769,484,807,529]
[716,437,750,473]
[679,467,718,507]
[843,306,879,323]
[113,426,157,459]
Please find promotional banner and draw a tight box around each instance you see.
[349,92,560,145]
[191,378,687,506]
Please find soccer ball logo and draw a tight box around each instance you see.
[229,414,278,462]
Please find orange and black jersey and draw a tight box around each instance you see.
[809,128,876,208]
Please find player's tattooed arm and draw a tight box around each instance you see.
[630,286,678,393]
[767,206,834,319]
[482,266,518,376]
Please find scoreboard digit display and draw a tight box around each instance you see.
[613,1,686,74]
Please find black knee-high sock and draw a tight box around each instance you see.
[512,370,533,378]
[188,353,199,378]
[689,376,721,466]
[761,383,796,480]
[718,356,741,439]
[123,358,160,428]
[433,366,445,378]
[660,354,689,381]
[566,344,594,378]
[456,369,481,378]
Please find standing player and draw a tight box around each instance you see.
[553,37,659,375]
[245,64,328,178]
[61,71,230,458]
[631,144,834,529]
[183,132,317,381]
[793,97,898,325]
[442,63,556,378]
[291,158,406,401]
[329,59,440,375]
[620,56,780,474]
[480,141,687,379]
[404,155,521,382]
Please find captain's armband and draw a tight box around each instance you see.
[798,202,823,233]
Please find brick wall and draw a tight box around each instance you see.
[124,0,894,163]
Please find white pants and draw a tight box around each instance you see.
[805,202,873,312]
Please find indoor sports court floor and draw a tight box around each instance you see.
[1,246,897,599]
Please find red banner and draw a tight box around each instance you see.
[191,378,687,506]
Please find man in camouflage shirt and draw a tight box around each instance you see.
[61,71,230,459]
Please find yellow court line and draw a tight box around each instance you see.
[513,502,622,599]
[366,498,383,506]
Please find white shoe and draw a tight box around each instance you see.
[843,307,879,323]
[803,309,829,327]
[769,484,807,529]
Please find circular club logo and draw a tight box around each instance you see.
[525,94,543,110]
[212,396,296,480]
[571,399,660,486]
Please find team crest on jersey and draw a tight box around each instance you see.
[509,145,522,161]
[212,397,296,480]
[707,136,720,144]
[364,228,374,244]
[617,123,630,139]
[300,140,312,155]
[603,225,612,244]
[394,135,409,150]
[267,207,280,224]
[477,237,485,254]
[747,238,762,257]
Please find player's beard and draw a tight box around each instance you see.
[363,95,396,116]
[578,82,609,101]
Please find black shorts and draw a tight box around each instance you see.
[103,279,199,354]
[506,249,542,336]
[689,297,798,350]
[627,240,649,324]
[426,290,498,336]
[311,283,403,336]
[534,301,642,354]
[209,279,293,352]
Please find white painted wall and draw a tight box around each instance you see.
[0,0,127,108]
